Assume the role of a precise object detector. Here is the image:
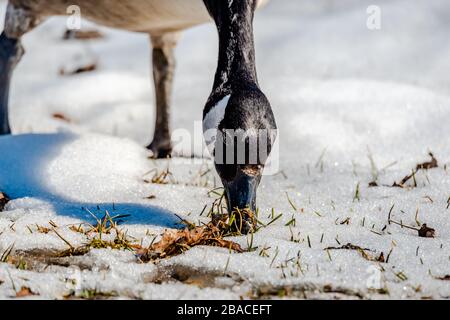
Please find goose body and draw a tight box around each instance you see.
[7,0,211,34]
[1,0,276,233]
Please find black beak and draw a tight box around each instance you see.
[223,168,261,234]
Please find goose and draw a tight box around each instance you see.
[0,0,277,233]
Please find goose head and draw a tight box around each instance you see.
[203,84,277,233]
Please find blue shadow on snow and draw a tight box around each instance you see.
[0,133,181,228]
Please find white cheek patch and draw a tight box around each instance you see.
[203,95,231,156]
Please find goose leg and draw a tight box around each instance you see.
[0,32,23,135]
[1,4,40,135]
[147,32,180,158]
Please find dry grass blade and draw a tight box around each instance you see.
[229,208,258,234]
[83,210,130,235]
[143,167,176,185]
[205,188,258,234]
[387,204,395,225]
[324,243,384,262]
[188,164,213,187]
[353,183,361,202]
[393,169,417,188]
[1,244,14,263]
[52,228,74,251]
[435,275,450,281]
[393,153,439,188]
[63,29,104,40]
[389,218,436,238]
[207,187,224,198]
[286,193,298,212]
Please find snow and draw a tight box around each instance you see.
[1,0,450,299]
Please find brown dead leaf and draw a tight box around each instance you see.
[389,219,436,238]
[418,224,435,238]
[393,153,439,188]
[16,286,37,298]
[139,219,244,262]
[36,225,51,234]
[368,181,379,187]
[52,113,72,123]
[416,153,438,170]
[0,192,9,211]
[376,252,385,263]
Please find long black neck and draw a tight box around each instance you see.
[204,0,259,97]
[0,33,21,134]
